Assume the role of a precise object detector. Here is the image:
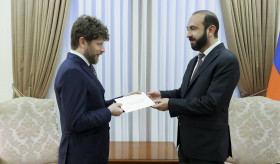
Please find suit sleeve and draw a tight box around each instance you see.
[59,70,111,133]
[104,95,123,107]
[161,88,181,99]
[105,99,115,107]
[168,55,240,117]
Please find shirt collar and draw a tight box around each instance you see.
[70,50,90,66]
[200,40,221,57]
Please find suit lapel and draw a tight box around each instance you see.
[68,53,105,94]
[181,58,197,95]
[186,43,225,92]
[80,64,105,94]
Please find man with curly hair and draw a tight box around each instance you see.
[54,15,136,164]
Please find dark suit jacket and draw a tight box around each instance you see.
[55,52,115,164]
[161,43,240,162]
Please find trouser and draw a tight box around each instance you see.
[178,146,224,164]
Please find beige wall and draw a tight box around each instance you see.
[0,1,13,102]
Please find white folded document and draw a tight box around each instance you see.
[115,92,155,112]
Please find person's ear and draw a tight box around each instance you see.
[79,37,87,49]
[208,25,216,38]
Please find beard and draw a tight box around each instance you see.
[84,48,99,64]
[189,29,208,51]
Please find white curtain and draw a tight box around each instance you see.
[46,0,239,144]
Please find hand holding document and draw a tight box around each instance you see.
[115,92,155,112]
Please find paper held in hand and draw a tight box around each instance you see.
[115,92,155,112]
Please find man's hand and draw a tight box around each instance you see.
[147,91,161,100]
[108,103,123,116]
[152,98,169,111]
[124,91,142,97]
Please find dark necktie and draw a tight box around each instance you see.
[191,53,205,80]
[89,64,99,80]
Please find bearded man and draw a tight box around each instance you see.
[55,15,138,164]
[148,10,240,164]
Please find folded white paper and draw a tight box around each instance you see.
[115,92,155,112]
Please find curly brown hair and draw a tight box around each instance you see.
[71,15,109,50]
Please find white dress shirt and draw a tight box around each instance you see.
[70,50,90,66]
[191,40,222,79]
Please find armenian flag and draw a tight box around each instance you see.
[266,32,280,101]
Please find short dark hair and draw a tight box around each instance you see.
[71,15,109,49]
[193,10,219,38]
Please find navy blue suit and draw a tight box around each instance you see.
[55,52,115,164]
[161,43,240,162]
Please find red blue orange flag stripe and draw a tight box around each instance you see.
[266,32,280,101]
